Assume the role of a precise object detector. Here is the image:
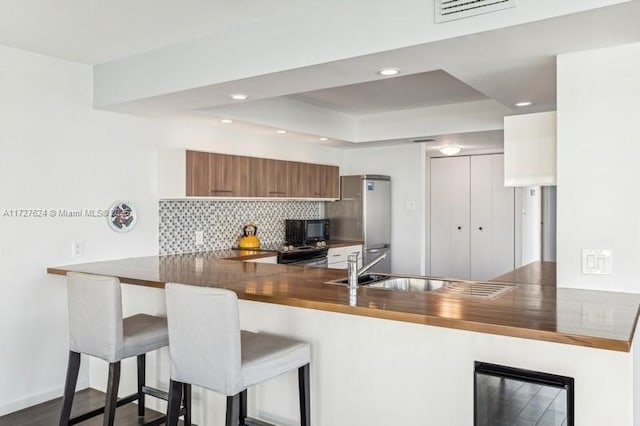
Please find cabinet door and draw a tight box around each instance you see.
[307,163,322,197]
[327,245,363,268]
[243,256,277,264]
[504,111,557,187]
[319,165,339,199]
[250,158,287,197]
[470,154,514,280]
[286,161,310,198]
[209,153,250,197]
[430,156,470,279]
[186,150,210,196]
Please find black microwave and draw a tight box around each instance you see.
[285,219,330,245]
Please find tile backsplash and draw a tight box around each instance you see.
[159,200,321,254]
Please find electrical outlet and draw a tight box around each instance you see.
[71,241,83,257]
[195,230,204,246]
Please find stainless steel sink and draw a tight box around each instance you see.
[366,277,448,292]
[367,277,515,299]
[328,273,389,286]
[326,273,515,299]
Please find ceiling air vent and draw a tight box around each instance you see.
[435,0,516,23]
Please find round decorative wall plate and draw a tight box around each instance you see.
[108,200,137,232]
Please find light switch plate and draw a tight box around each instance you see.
[405,201,416,211]
[582,249,612,275]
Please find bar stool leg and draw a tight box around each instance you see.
[166,380,183,426]
[226,394,240,426]
[183,383,192,426]
[103,361,121,426]
[239,390,247,426]
[298,363,310,426]
[137,354,146,417]
[59,351,81,426]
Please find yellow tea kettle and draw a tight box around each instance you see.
[239,223,261,249]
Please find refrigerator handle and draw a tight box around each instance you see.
[364,247,390,253]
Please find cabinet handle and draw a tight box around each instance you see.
[211,189,233,193]
[268,191,286,194]
[478,227,483,231]
[457,226,462,230]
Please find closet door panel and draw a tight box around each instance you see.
[470,154,514,280]
[430,156,470,279]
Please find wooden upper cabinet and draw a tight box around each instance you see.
[286,161,310,198]
[186,150,210,196]
[250,158,287,197]
[289,162,339,198]
[185,150,338,199]
[317,164,339,199]
[209,153,250,197]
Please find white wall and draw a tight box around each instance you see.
[341,144,426,274]
[0,44,342,415]
[0,44,160,415]
[556,42,640,291]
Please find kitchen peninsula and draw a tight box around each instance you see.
[48,255,640,425]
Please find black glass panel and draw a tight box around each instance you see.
[475,362,574,426]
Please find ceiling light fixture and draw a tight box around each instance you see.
[515,101,532,107]
[230,93,248,100]
[220,119,233,124]
[438,145,462,156]
[276,130,287,134]
[319,137,329,141]
[378,68,400,76]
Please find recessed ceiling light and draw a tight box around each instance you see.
[230,93,248,100]
[515,101,532,107]
[220,119,233,124]
[276,130,287,134]
[319,137,329,141]
[438,145,462,156]
[378,68,400,76]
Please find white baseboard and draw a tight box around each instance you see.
[0,377,89,417]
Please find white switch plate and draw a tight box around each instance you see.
[405,201,416,211]
[582,249,612,275]
[195,230,204,245]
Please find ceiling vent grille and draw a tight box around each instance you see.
[435,0,516,23]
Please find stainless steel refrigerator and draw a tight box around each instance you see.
[326,175,391,273]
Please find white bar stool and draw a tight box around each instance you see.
[164,283,311,426]
[59,272,191,426]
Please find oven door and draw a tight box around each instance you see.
[285,256,328,268]
[299,256,328,268]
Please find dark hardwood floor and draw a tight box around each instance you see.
[0,388,180,426]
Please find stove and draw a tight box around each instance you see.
[276,243,328,265]
[235,241,329,266]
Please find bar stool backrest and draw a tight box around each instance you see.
[66,272,124,363]
[165,283,242,395]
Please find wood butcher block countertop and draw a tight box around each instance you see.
[47,254,640,352]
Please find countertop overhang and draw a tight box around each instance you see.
[47,253,640,352]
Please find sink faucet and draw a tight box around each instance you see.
[347,251,387,290]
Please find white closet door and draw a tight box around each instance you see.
[470,154,515,280]
[430,156,470,279]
